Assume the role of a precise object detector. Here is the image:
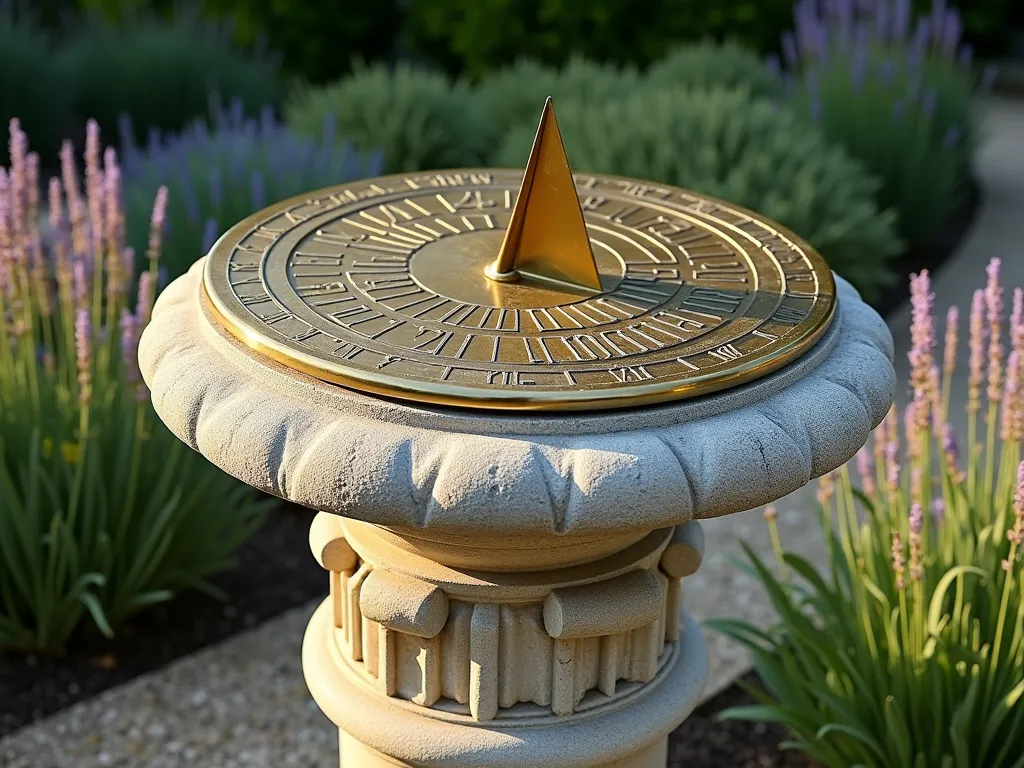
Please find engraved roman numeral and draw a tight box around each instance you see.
[486,370,536,386]
[412,327,453,355]
[680,288,744,314]
[773,304,811,325]
[609,365,653,383]
[708,344,743,362]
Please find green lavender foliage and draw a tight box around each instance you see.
[475,57,640,146]
[119,102,382,284]
[646,40,784,100]
[710,267,1024,766]
[495,86,900,302]
[285,63,498,174]
[55,10,283,148]
[0,121,270,652]
[783,0,984,250]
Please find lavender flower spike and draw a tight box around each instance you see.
[908,502,923,582]
[75,308,92,405]
[943,305,959,377]
[1009,461,1024,548]
[968,289,986,413]
[892,531,906,591]
[986,258,1004,405]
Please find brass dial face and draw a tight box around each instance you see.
[203,169,836,411]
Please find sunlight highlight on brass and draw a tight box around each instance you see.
[485,97,603,292]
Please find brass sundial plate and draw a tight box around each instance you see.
[203,169,836,412]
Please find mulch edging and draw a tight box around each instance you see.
[0,182,983,759]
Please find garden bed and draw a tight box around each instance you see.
[0,181,981,756]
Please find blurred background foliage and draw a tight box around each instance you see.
[0,0,1006,299]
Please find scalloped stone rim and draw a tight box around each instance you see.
[139,259,895,535]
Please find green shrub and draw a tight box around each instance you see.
[0,120,270,652]
[285,63,498,174]
[120,102,382,284]
[56,11,283,148]
[198,0,400,84]
[0,11,69,166]
[405,0,796,78]
[476,57,640,145]
[495,87,900,302]
[783,0,982,251]
[646,40,783,100]
[712,265,1024,766]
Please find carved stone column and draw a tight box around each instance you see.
[140,261,894,766]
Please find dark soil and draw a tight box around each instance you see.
[0,503,326,739]
[870,180,982,318]
[667,672,812,767]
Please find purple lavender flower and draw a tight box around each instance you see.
[932,498,945,526]
[944,305,959,377]
[120,308,140,385]
[941,422,964,483]
[1011,288,1024,355]
[893,0,911,39]
[940,8,962,57]
[136,270,154,328]
[75,308,92,404]
[72,259,88,309]
[892,531,906,591]
[1009,462,1024,547]
[1002,351,1023,442]
[856,449,876,497]
[908,502,923,581]
[968,289,986,413]
[147,186,169,262]
[885,434,901,494]
[817,470,836,507]
[908,271,936,434]
[986,258,1004,405]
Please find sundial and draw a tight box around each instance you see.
[203,98,836,410]
[142,97,892,768]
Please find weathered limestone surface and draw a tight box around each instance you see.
[130,260,893,766]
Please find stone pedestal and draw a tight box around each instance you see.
[139,261,894,767]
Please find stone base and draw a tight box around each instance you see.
[337,730,668,767]
[304,599,708,767]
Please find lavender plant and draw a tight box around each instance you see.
[711,263,1024,766]
[0,119,270,652]
[781,0,991,250]
[120,101,381,284]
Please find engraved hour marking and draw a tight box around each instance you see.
[675,357,699,370]
[454,334,475,359]
[773,305,811,325]
[609,365,653,383]
[413,328,453,355]
[708,344,744,362]
[681,288,744,314]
